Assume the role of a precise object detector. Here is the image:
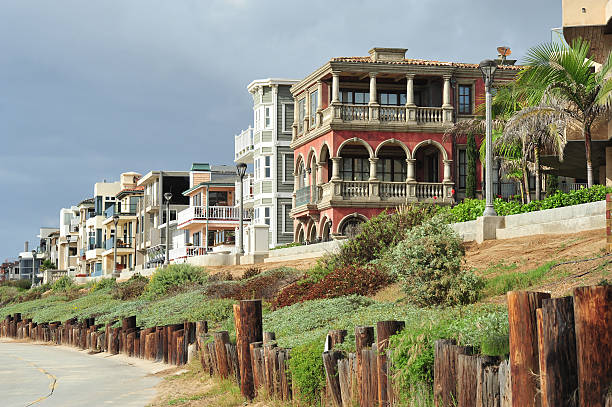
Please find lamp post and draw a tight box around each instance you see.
[164,192,173,265]
[112,214,119,277]
[236,163,247,256]
[31,249,36,285]
[479,59,498,217]
[164,192,172,265]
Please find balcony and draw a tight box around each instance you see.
[169,246,207,262]
[104,203,138,219]
[235,127,254,163]
[103,237,134,251]
[177,205,252,227]
[293,180,454,215]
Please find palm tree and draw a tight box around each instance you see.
[517,38,612,187]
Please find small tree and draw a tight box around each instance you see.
[466,133,477,199]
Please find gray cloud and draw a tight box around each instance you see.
[0,0,560,259]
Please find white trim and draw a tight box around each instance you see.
[282,153,293,184]
[281,204,292,234]
[281,103,293,133]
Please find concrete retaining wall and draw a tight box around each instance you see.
[450,200,606,242]
[264,240,344,263]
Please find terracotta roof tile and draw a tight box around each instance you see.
[330,56,522,70]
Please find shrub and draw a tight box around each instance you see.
[273,264,391,308]
[1,279,33,290]
[450,185,612,222]
[289,340,326,405]
[205,267,301,300]
[241,266,261,280]
[208,271,234,282]
[0,286,20,305]
[466,133,477,198]
[383,216,483,307]
[112,274,148,300]
[331,204,441,267]
[51,276,74,292]
[142,264,208,299]
[91,277,116,292]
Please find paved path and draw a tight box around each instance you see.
[0,340,160,407]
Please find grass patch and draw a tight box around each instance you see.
[482,261,556,297]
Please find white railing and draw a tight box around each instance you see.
[342,181,369,198]
[380,182,407,199]
[415,182,444,199]
[235,127,254,160]
[169,246,208,262]
[415,107,444,123]
[559,182,589,193]
[379,106,406,122]
[341,104,369,121]
[178,205,250,225]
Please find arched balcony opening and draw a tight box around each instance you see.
[415,144,443,183]
[376,145,408,182]
[320,144,331,184]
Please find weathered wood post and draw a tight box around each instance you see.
[536,297,578,407]
[507,290,550,407]
[376,320,404,407]
[574,285,612,407]
[361,346,379,407]
[213,331,231,379]
[499,359,512,407]
[355,326,375,407]
[434,339,473,407]
[323,350,344,407]
[234,299,263,400]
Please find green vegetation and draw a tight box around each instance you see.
[482,261,557,297]
[142,264,208,299]
[382,216,483,307]
[289,341,326,405]
[448,185,612,222]
[271,242,302,250]
[51,276,75,292]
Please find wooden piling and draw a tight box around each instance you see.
[323,350,344,407]
[214,331,231,379]
[355,326,375,407]
[574,285,612,407]
[434,339,473,407]
[536,297,578,407]
[507,290,550,407]
[234,300,263,400]
[376,320,404,407]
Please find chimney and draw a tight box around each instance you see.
[24,241,29,252]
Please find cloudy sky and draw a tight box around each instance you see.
[0,0,560,260]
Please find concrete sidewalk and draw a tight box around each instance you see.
[0,339,162,406]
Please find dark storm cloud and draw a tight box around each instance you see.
[0,0,560,259]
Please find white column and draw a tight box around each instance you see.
[369,73,377,105]
[368,158,378,181]
[316,80,323,127]
[443,159,452,182]
[442,74,452,108]
[292,98,299,138]
[406,158,416,181]
[331,71,340,103]
[406,74,415,106]
[331,157,342,181]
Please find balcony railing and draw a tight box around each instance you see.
[415,107,444,123]
[105,203,138,219]
[88,237,102,250]
[379,106,406,122]
[177,205,251,225]
[333,104,448,125]
[415,182,445,199]
[295,186,313,207]
[559,182,588,193]
[340,104,369,121]
[235,127,254,161]
[104,237,134,251]
[169,246,207,261]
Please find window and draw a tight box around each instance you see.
[265,106,272,128]
[379,92,406,106]
[298,98,306,132]
[458,148,467,189]
[264,207,271,225]
[341,157,369,181]
[264,156,271,178]
[282,154,293,183]
[339,89,370,105]
[458,85,472,114]
[184,230,189,244]
[310,90,318,125]
[193,232,201,247]
[162,210,177,224]
[282,204,292,234]
[208,191,228,206]
[254,108,261,130]
[282,104,294,133]
[376,158,407,182]
[193,192,201,207]
[254,159,259,181]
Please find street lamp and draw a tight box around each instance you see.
[236,163,247,256]
[112,214,120,277]
[479,59,498,217]
[164,192,172,265]
[31,249,36,286]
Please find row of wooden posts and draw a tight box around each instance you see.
[432,286,612,407]
[2,286,611,406]
[0,313,205,366]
